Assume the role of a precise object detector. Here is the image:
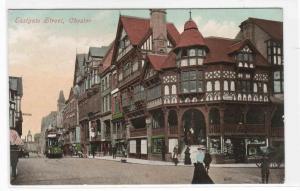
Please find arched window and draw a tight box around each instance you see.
[207,81,212,92]
[263,83,268,93]
[224,80,229,91]
[215,81,220,91]
[164,85,169,95]
[230,81,235,91]
[253,83,258,93]
[171,85,176,94]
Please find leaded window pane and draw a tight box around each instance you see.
[181,59,188,67]
[274,81,281,93]
[198,81,204,92]
[189,49,196,56]
[197,58,204,65]
[190,71,197,80]
[182,82,189,93]
[274,71,281,80]
[190,81,197,92]
[181,72,189,81]
[190,58,197,65]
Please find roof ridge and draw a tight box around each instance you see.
[120,15,149,20]
[205,36,236,41]
[248,17,283,23]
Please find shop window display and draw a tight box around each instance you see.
[209,137,221,154]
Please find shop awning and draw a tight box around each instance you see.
[10,129,24,146]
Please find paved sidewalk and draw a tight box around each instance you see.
[86,155,262,168]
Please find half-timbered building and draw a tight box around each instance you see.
[108,9,283,163]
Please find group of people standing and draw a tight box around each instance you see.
[172,145,214,184]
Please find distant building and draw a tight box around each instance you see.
[40,91,66,154]
[40,111,57,154]
[24,130,40,153]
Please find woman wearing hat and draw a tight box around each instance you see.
[191,147,214,184]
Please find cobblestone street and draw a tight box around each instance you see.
[11,156,284,185]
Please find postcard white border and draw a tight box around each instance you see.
[1,0,300,191]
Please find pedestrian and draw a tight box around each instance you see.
[173,145,179,166]
[191,147,214,184]
[161,144,166,161]
[184,146,192,165]
[112,146,117,159]
[203,150,212,173]
[92,147,95,158]
[261,155,270,184]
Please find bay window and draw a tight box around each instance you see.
[273,71,284,93]
[147,85,161,101]
[267,41,283,65]
[180,70,204,93]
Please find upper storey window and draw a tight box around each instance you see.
[267,41,283,65]
[117,29,132,61]
[236,46,254,68]
[176,48,206,67]
[180,70,204,93]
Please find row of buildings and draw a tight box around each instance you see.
[60,9,284,163]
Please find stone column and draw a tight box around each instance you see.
[163,109,169,160]
[219,108,225,154]
[145,113,152,159]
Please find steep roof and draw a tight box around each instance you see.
[204,37,268,66]
[101,42,115,73]
[147,54,168,71]
[73,53,87,86]
[88,46,109,57]
[204,37,237,64]
[119,15,180,46]
[241,17,283,42]
[174,19,206,50]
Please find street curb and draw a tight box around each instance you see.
[84,156,276,168]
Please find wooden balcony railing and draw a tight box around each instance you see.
[119,71,141,88]
[271,127,284,137]
[152,127,164,136]
[168,126,178,135]
[130,128,147,137]
[223,123,265,135]
[208,124,221,134]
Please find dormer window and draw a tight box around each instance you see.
[236,46,255,68]
[267,41,283,65]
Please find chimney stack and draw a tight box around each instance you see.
[150,9,167,54]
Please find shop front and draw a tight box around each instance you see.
[129,138,148,159]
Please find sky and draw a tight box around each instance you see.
[7,9,282,138]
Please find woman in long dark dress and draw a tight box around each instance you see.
[191,148,214,184]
